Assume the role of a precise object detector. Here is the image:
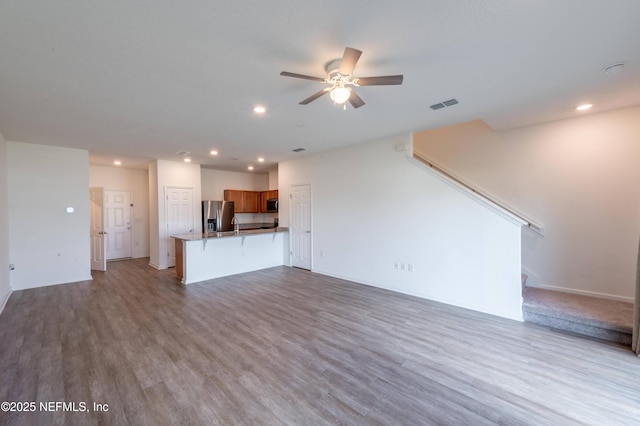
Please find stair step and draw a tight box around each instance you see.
[522,287,633,346]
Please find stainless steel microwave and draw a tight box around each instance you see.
[266,198,278,213]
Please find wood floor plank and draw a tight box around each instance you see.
[1,258,640,425]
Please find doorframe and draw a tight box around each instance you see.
[104,189,133,261]
[289,183,312,270]
[89,187,107,272]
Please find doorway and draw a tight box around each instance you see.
[166,186,194,268]
[90,187,106,271]
[290,184,311,270]
[104,190,132,260]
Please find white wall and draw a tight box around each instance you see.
[279,134,524,321]
[0,133,11,313]
[89,165,150,258]
[7,141,91,290]
[268,169,278,190]
[201,168,268,200]
[413,106,640,301]
[149,159,202,269]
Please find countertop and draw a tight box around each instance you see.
[172,227,288,242]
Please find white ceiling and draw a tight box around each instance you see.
[1,1,639,172]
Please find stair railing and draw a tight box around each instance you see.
[409,147,544,235]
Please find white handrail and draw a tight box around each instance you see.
[411,150,544,235]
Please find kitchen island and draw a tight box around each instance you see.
[172,228,289,285]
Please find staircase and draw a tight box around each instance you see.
[522,280,633,346]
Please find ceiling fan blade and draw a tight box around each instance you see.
[280,71,325,82]
[348,91,365,109]
[338,47,363,75]
[356,75,404,86]
[299,89,329,105]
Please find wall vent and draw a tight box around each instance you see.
[430,98,459,110]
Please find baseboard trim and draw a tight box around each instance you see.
[527,283,634,303]
[312,268,524,322]
[148,262,164,270]
[0,288,12,316]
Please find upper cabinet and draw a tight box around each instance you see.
[244,191,259,213]
[225,189,278,213]
[260,190,279,213]
[224,190,260,213]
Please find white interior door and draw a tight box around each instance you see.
[166,186,194,267]
[290,184,311,270]
[90,187,107,271]
[105,190,132,260]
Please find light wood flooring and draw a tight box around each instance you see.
[1,258,639,425]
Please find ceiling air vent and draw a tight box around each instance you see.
[292,148,306,152]
[430,98,459,110]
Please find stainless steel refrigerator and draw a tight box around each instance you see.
[202,200,234,233]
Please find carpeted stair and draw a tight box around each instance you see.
[522,285,633,346]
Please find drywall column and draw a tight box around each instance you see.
[148,159,202,269]
[0,133,11,312]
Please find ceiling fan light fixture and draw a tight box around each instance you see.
[330,86,350,104]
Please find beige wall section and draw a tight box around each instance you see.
[149,159,202,269]
[279,134,524,321]
[201,168,272,224]
[268,169,278,190]
[89,165,150,258]
[7,141,91,290]
[413,106,640,301]
[148,161,159,268]
[0,133,11,313]
[201,168,268,200]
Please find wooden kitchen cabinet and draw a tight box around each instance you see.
[224,190,260,213]
[223,190,243,211]
[260,190,279,212]
[244,191,259,213]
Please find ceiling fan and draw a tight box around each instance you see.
[280,47,403,109]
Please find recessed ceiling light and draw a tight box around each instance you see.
[576,104,593,111]
[253,105,266,114]
[184,158,192,163]
[113,160,122,166]
[258,157,265,162]
[247,166,254,171]
[210,150,218,156]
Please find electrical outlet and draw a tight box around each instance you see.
[408,264,414,272]
[400,263,406,271]
[320,250,325,257]
[394,261,399,270]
